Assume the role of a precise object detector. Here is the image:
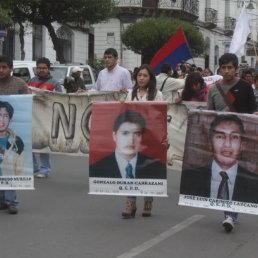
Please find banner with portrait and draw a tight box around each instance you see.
[179,110,258,215]
[89,102,167,196]
[0,95,33,189]
[31,88,206,172]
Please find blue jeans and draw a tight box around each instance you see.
[33,153,51,175]
[0,190,18,206]
[224,211,238,224]
[127,196,153,203]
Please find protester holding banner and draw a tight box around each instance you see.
[29,57,62,179]
[93,48,133,92]
[241,69,254,87]
[203,68,213,77]
[64,66,86,93]
[123,64,163,218]
[156,63,184,102]
[175,72,208,103]
[0,55,30,214]
[207,53,257,232]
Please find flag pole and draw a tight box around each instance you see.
[191,58,196,66]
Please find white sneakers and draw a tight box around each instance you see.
[34,173,48,178]
[222,216,234,232]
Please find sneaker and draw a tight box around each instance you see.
[222,216,234,232]
[8,205,18,214]
[35,173,48,178]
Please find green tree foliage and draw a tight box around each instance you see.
[0,6,13,27]
[121,17,205,63]
[87,55,105,74]
[1,0,116,62]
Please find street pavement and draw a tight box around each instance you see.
[1,154,258,258]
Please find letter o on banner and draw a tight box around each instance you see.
[81,103,92,141]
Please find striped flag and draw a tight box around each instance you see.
[150,27,193,74]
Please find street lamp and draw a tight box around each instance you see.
[238,0,255,9]
[246,1,255,10]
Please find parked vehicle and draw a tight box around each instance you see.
[50,64,96,91]
[13,61,96,92]
[13,61,37,83]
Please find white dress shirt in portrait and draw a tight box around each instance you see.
[210,160,238,200]
[115,150,137,178]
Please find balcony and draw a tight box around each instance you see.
[115,0,199,23]
[204,8,217,29]
[224,16,236,36]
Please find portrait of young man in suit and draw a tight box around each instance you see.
[89,110,166,179]
[180,114,258,203]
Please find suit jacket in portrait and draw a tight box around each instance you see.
[180,165,258,204]
[90,152,166,179]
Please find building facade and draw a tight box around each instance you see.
[0,0,257,72]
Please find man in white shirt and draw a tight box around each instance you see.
[156,63,184,102]
[94,48,133,92]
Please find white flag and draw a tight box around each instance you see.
[229,5,250,57]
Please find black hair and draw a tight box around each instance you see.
[197,67,203,72]
[204,67,213,76]
[131,64,157,101]
[36,57,51,68]
[219,53,238,68]
[182,72,204,101]
[161,63,172,74]
[0,55,13,68]
[209,114,245,140]
[241,69,253,79]
[0,101,14,119]
[104,48,118,58]
[113,110,146,134]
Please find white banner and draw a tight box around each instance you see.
[31,88,207,171]
[90,178,167,197]
[179,195,258,215]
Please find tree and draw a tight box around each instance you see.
[121,17,205,64]
[2,0,116,63]
[87,55,105,74]
[0,6,13,27]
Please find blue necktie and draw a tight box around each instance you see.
[126,163,134,178]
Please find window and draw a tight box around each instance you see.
[33,25,43,60]
[56,26,72,63]
[3,28,14,58]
